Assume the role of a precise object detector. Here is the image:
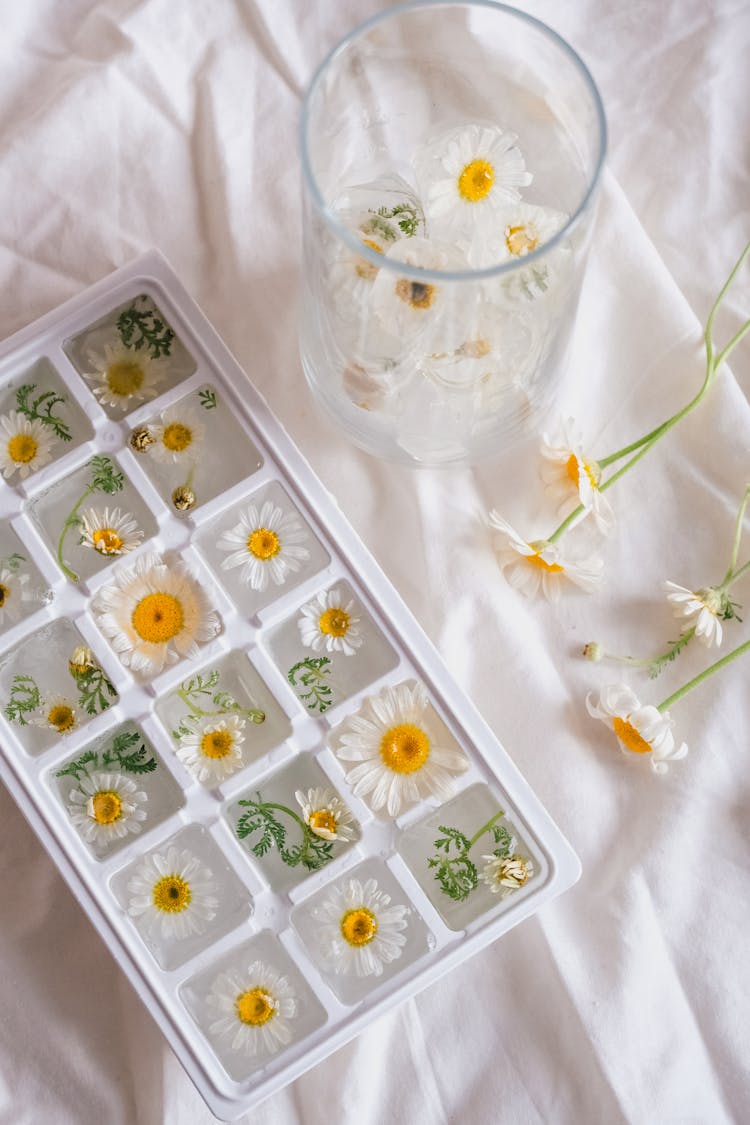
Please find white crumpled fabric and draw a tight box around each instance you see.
[0,2,748,1122]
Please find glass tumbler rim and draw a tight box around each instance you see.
[299,0,608,284]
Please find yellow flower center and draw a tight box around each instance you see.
[47,703,76,733]
[200,729,234,759]
[7,433,38,464]
[505,223,538,256]
[458,158,494,203]
[236,987,276,1026]
[89,790,122,824]
[152,874,192,913]
[318,607,350,637]
[340,907,378,947]
[395,278,436,310]
[131,592,184,644]
[457,337,492,359]
[308,809,338,836]
[380,722,430,774]
[162,422,193,453]
[0,583,8,607]
[106,361,144,398]
[92,527,124,554]
[525,553,564,574]
[612,717,652,755]
[565,453,598,489]
[247,527,281,560]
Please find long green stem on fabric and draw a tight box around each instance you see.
[656,637,750,712]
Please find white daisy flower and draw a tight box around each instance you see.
[294,786,357,842]
[586,683,688,774]
[328,229,391,323]
[664,581,725,648]
[207,961,297,1057]
[83,339,169,411]
[470,201,569,270]
[413,123,533,238]
[175,714,246,784]
[67,770,148,846]
[0,566,32,626]
[92,552,221,677]
[489,512,603,601]
[298,587,363,656]
[331,681,468,818]
[79,506,144,557]
[309,876,408,978]
[370,237,468,344]
[148,405,205,464]
[216,501,310,591]
[540,420,614,534]
[0,411,56,480]
[479,853,534,898]
[127,845,219,940]
[40,694,79,736]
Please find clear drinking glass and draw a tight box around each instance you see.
[299,0,606,466]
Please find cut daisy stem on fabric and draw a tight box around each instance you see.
[585,484,750,674]
[545,241,750,546]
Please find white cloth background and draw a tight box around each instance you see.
[1,2,748,1122]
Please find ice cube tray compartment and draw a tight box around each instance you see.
[0,252,579,1120]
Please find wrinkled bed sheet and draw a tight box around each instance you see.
[0,2,748,1123]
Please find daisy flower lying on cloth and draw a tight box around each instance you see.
[489,512,603,601]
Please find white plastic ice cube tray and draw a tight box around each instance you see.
[0,251,580,1120]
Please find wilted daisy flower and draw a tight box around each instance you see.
[331,680,468,818]
[413,123,532,238]
[217,501,310,591]
[79,506,144,557]
[67,770,148,846]
[127,846,219,940]
[479,854,534,898]
[41,695,79,736]
[148,405,205,464]
[664,581,725,648]
[329,229,390,321]
[0,566,31,626]
[540,420,614,534]
[298,587,363,656]
[207,961,297,1057]
[489,512,603,601]
[370,237,468,342]
[586,683,688,774]
[176,714,246,784]
[83,340,168,411]
[92,552,221,676]
[0,411,56,480]
[310,876,408,978]
[294,786,357,842]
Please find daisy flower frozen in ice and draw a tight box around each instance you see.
[207,961,297,1057]
[127,845,219,940]
[586,683,688,774]
[370,236,468,342]
[148,405,205,464]
[664,581,726,649]
[309,876,408,978]
[540,420,614,534]
[0,411,56,480]
[413,123,533,238]
[79,506,144,557]
[83,339,169,411]
[479,853,534,898]
[484,201,569,265]
[41,694,79,736]
[0,566,32,627]
[331,680,468,818]
[175,714,247,785]
[328,228,391,322]
[92,552,221,677]
[294,786,357,843]
[298,587,363,656]
[216,500,310,592]
[489,512,603,601]
[67,770,148,846]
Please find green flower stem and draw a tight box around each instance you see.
[721,485,750,584]
[657,636,750,713]
[546,242,750,546]
[262,802,307,834]
[467,809,506,849]
[176,687,265,724]
[56,484,95,582]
